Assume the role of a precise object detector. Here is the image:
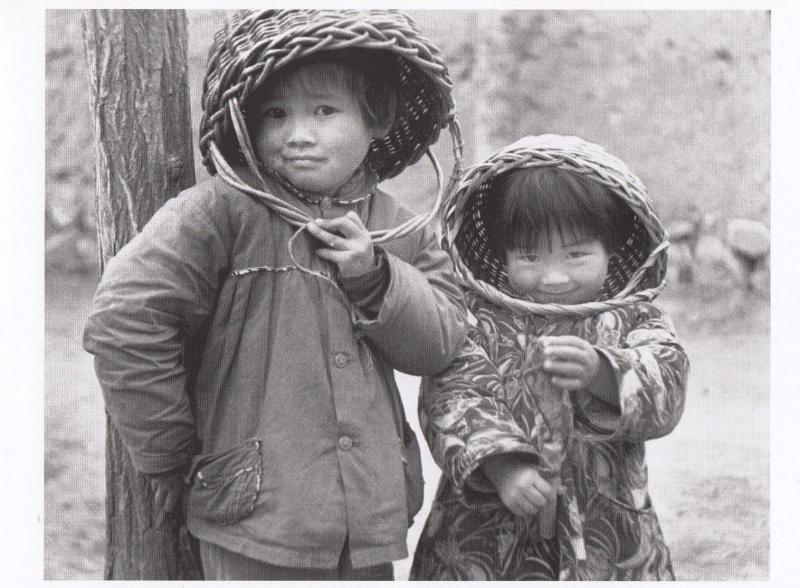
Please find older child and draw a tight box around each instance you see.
[83,10,466,581]
[410,135,689,580]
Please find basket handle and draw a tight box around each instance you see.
[210,98,463,245]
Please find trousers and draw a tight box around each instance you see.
[198,537,395,581]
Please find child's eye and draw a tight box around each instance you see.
[315,105,338,116]
[567,251,589,259]
[519,254,539,262]
[263,107,286,119]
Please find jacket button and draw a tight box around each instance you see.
[320,197,333,210]
[338,435,353,450]
[334,353,349,368]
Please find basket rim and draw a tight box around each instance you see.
[443,135,669,317]
[199,9,456,180]
[209,105,464,246]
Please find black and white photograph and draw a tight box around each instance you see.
[2,0,796,583]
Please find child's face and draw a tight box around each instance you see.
[506,230,609,304]
[252,64,383,197]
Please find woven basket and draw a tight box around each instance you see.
[444,135,669,317]
[198,9,462,243]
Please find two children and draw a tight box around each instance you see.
[83,10,466,580]
[410,136,689,580]
[84,8,687,582]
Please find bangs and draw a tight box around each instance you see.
[488,166,634,254]
[249,50,397,131]
[268,60,364,101]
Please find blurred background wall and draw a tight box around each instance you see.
[45,9,769,275]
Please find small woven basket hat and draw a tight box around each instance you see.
[444,135,669,317]
[199,9,462,244]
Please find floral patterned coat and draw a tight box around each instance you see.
[410,293,689,580]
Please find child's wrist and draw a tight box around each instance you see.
[340,250,377,278]
[481,453,534,486]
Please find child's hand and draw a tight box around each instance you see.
[307,211,376,278]
[147,467,187,526]
[482,455,556,517]
[540,335,601,391]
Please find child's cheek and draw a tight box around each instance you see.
[507,261,536,296]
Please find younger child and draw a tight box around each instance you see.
[83,10,466,581]
[410,135,689,580]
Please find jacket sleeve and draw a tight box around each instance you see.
[419,329,540,504]
[82,193,230,474]
[351,222,468,375]
[572,303,689,442]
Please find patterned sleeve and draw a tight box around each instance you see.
[573,303,689,442]
[419,328,540,502]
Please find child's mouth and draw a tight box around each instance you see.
[284,156,325,168]
[536,287,575,296]
[532,288,577,302]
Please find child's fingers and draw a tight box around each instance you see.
[540,353,591,387]
[308,221,371,254]
[522,486,550,509]
[504,500,536,518]
[550,376,586,390]
[503,490,542,517]
[312,215,348,231]
[541,335,588,348]
[543,344,589,365]
[307,226,357,255]
[313,212,366,238]
[314,247,352,264]
[305,220,337,245]
[511,499,541,517]
[528,471,556,501]
[542,359,585,378]
[343,210,368,231]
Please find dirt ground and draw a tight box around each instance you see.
[44,271,769,580]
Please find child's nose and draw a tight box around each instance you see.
[539,267,570,286]
[286,115,316,145]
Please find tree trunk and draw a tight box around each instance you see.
[82,9,202,580]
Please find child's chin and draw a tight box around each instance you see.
[508,283,592,305]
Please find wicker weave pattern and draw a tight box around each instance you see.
[444,135,668,317]
[199,9,455,180]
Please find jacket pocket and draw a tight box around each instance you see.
[187,440,262,525]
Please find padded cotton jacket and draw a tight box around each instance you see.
[411,299,688,580]
[410,136,689,580]
[83,171,467,568]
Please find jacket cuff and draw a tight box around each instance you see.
[132,452,194,476]
[573,347,624,438]
[349,251,406,328]
[121,431,199,475]
[339,247,389,320]
[453,442,542,508]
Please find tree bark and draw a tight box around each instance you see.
[82,9,202,580]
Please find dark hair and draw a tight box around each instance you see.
[218,49,399,165]
[485,166,635,256]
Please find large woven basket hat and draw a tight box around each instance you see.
[444,135,669,317]
[199,9,457,182]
